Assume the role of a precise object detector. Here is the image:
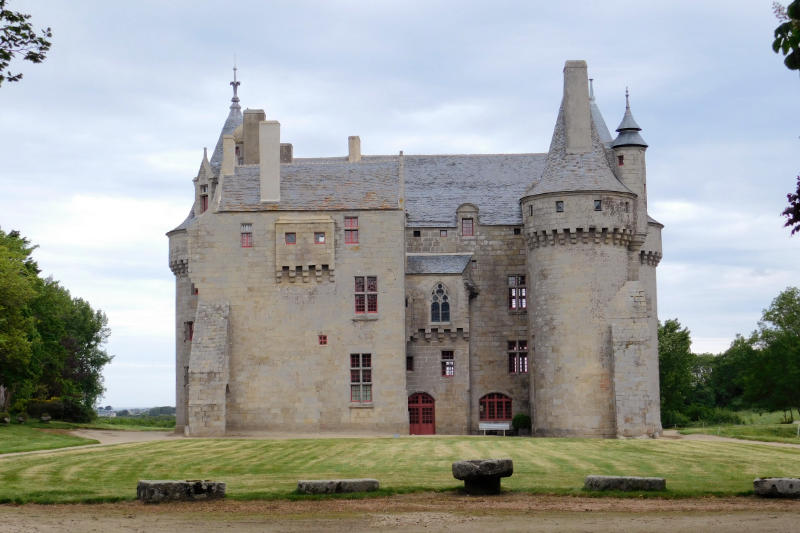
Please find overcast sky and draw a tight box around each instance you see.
[2,1,798,407]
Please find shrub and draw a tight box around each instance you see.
[26,399,64,419]
[0,411,9,423]
[512,413,531,431]
[61,397,94,423]
[662,409,690,428]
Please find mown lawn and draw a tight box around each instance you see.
[0,424,98,454]
[1,436,799,503]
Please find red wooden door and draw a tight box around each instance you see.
[408,393,435,435]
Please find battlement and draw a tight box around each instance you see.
[640,250,662,267]
[170,258,189,276]
[525,226,633,248]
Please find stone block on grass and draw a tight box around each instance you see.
[452,459,513,494]
[137,480,226,503]
[297,479,380,494]
[754,478,800,498]
[584,475,666,492]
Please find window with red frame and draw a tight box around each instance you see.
[461,218,474,236]
[350,353,372,403]
[508,275,527,310]
[285,232,296,245]
[318,334,327,345]
[240,223,253,248]
[345,216,359,244]
[354,276,378,313]
[314,232,325,244]
[441,350,454,377]
[508,340,528,373]
[479,392,512,421]
[200,185,209,213]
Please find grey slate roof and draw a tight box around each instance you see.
[209,102,243,173]
[169,208,195,233]
[403,154,547,226]
[406,254,472,274]
[218,159,402,211]
[525,105,632,197]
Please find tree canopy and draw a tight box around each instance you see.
[0,0,51,86]
[0,229,112,420]
[773,1,800,70]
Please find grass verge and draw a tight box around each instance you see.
[1,436,798,503]
[0,424,98,454]
[679,424,800,444]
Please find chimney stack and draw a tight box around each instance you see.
[243,109,266,164]
[259,120,281,202]
[348,136,361,163]
[280,143,293,163]
[562,60,592,154]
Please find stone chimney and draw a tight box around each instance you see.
[221,134,235,176]
[563,60,592,154]
[348,136,361,163]
[280,143,293,163]
[259,120,281,202]
[243,109,266,164]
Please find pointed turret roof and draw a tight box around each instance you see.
[209,67,244,173]
[611,88,648,148]
[589,78,613,146]
[526,62,631,197]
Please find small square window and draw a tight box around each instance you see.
[556,201,564,213]
[314,232,325,244]
[318,334,327,346]
[440,229,447,237]
[594,200,602,211]
[513,227,521,235]
[461,218,474,236]
[285,232,296,244]
[413,230,421,237]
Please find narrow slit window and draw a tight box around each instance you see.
[618,154,624,166]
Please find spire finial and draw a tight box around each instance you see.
[230,58,241,104]
[589,78,595,101]
[625,86,630,110]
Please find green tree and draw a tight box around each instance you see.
[773,1,800,70]
[0,0,52,86]
[710,334,756,409]
[0,229,39,410]
[658,319,694,423]
[782,176,800,235]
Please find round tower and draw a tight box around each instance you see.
[521,61,636,437]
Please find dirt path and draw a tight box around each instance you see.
[3,493,800,532]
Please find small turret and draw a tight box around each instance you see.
[611,89,648,149]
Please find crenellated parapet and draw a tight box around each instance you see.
[525,226,633,249]
[409,327,469,342]
[639,250,662,267]
[170,258,189,277]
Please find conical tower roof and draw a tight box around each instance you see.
[589,79,613,146]
[526,62,631,197]
[209,68,244,173]
[611,89,648,148]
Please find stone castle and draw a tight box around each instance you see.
[168,60,663,438]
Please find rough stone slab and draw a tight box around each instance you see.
[452,459,513,495]
[297,479,379,494]
[584,475,665,491]
[754,478,800,498]
[137,480,226,503]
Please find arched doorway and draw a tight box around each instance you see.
[408,392,435,435]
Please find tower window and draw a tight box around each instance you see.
[318,334,327,346]
[461,218,474,236]
[618,155,624,166]
[184,321,194,342]
[441,350,454,377]
[240,223,253,248]
[555,201,564,213]
[513,227,521,235]
[594,200,602,211]
[508,340,528,374]
[529,205,533,217]
[406,355,414,371]
[440,229,447,237]
[508,275,527,310]
[314,232,326,244]
[350,353,372,403]
[285,232,296,244]
[413,230,421,237]
[354,276,378,314]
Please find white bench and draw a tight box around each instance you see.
[478,421,512,436]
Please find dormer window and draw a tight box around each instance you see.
[200,185,209,213]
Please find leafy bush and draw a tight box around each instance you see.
[661,409,690,428]
[101,415,175,428]
[26,399,63,419]
[60,397,94,422]
[512,413,531,431]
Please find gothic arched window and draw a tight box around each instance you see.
[430,283,450,323]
